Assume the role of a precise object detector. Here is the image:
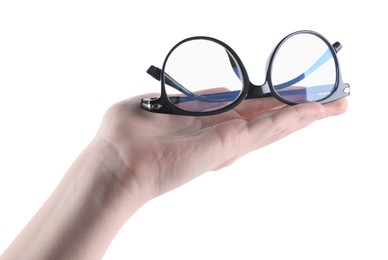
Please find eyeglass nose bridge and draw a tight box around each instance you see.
[245,82,272,99]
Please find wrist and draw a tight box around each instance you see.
[79,138,150,217]
[2,139,149,260]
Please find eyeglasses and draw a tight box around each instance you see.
[141,30,350,116]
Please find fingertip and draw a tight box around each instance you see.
[295,98,348,119]
[323,98,348,116]
[294,102,326,119]
[335,98,348,113]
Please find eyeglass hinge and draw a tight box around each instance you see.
[343,83,351,95]
[141,97,162,111]
[332,42,342,53]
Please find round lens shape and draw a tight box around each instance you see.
[163,39,244,112]
[270,33,337,103]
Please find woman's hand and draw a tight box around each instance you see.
[1,94,347,260]
[96,95,347,201]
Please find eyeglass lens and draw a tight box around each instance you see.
[164,40,244,112]
[270,33,337,103]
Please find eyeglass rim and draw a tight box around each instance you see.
[158,36,250,116]
[266,30,341,105]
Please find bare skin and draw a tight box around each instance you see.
[1,95,347,259]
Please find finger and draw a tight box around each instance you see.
[322,98,348,117]
[233,97,286,119]
[198,103,323,168]
[246,102,326,151]
[198,97,286,128]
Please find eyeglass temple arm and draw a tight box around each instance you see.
[147,65,194,97]
[147,65,240,103]
[146,63,328,104]
[146,48,249,103]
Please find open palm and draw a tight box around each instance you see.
[96,94,347,200]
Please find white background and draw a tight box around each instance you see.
[0,1,387,259]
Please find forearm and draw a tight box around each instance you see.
[1,140,146,260]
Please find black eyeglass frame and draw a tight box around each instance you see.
[141,30,350,116]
